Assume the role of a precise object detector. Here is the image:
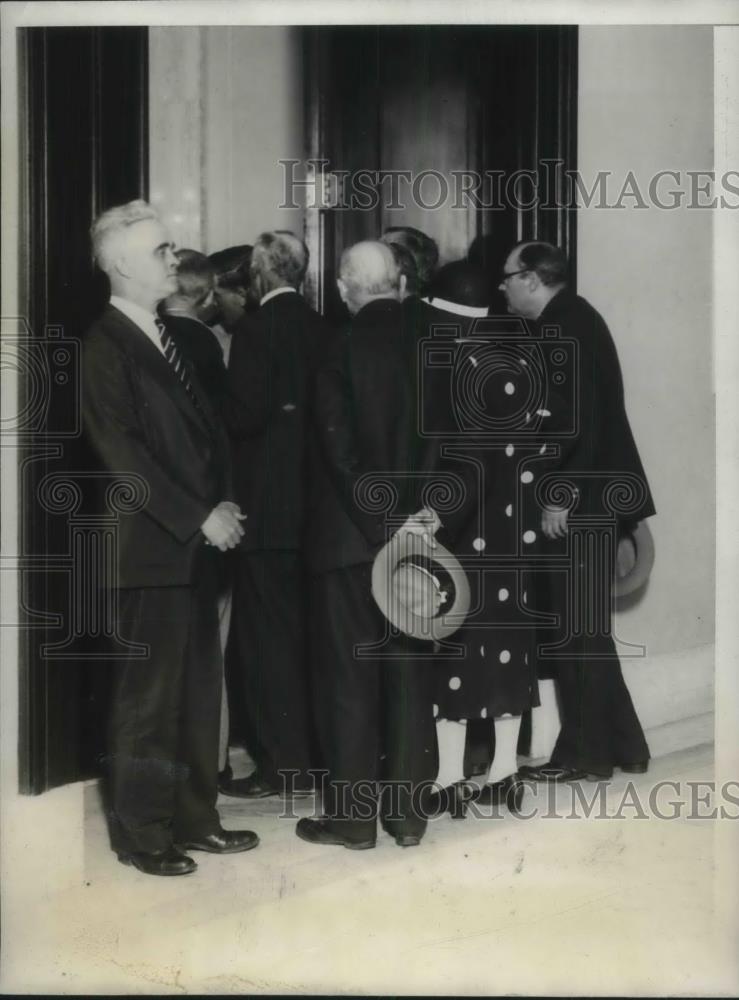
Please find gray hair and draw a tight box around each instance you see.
[90,199,159,272]
[381,226,439,294]
[339,241,400,299]
[251,230,308,290]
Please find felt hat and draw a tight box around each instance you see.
[615,520,655,597]
[371,530,471,641]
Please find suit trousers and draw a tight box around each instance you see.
[550,657,650,776]
[311,564,439,842]
[107,547,222,855]
[536,528,650,776]
[227,550,315,787]
[217,581,233,772]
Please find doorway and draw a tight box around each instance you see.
[303,26,578,322]
[17,27,148,793]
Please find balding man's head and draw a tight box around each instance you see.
[337,241,401,315]
[499,240,568,320]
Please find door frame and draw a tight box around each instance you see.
[302,25,578,315]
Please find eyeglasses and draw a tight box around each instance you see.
[500,268,529,283]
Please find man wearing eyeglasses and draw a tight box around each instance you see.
[498,240,656,783]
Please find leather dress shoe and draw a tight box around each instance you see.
[219,771,314,799]
[619,760,648,774]
[518,763,606,782]
[217,763,234,794]
[219,771,280,798]
[395,833,422,848]
[296,817,376,850]
[118,847,196,876]
[423,781,479,820]
[477,774,526,814]
[177,829,259,854]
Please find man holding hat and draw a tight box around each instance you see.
[300,241,475,850]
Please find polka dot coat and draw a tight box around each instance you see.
[433,327,549,721]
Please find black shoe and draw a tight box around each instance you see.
[118,847,196,876]
[218,771,280,798]
[177,829,259,854]
[394,833,422,847]
[295,817,376,850]
[477,774,525,814]
[620,761,649,774]
[217,763,234,794]
[426,781,479,820]
[219,771,314,799]
[518,763,604,782]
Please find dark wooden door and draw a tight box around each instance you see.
[18,27,148,792]
[303,26,577,321]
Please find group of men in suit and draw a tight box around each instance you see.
[83,199,654,874]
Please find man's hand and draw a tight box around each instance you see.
[541,506,568,539]
[201,502,247,551]
[398,507,441,549]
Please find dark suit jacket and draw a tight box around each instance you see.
[83,304,233,588]
[306,298,482,575]
[226,290,329,552]
[160,312,228,413]
[536,289,656,523]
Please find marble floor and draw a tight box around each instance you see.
[2,743,738,996]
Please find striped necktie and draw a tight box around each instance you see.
[155,318,204,416]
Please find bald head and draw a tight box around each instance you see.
[338,241,401,315]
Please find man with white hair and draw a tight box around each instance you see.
[299,240,444,850]
[83,200,257,876]
[224,230,327,799]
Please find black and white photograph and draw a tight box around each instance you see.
[1,0,738,994]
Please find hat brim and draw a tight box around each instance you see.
[371,530,471,641]
[614,520,655,597]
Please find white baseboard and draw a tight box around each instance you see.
[644,712,715,759]
[528,643,715,762]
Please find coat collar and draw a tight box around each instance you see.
[102,305,218,435]
[354,297,402,322]
[537,287,573,323]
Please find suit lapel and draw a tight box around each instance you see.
[103,305,216,436]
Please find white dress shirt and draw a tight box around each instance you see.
[259,286,297,307]
[421,295,489,318]
[110,295,166,355]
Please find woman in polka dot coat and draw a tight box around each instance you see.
[427,310,555,816]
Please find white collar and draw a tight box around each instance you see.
[260,286,297,307]
[110,295,166,355]
[161,308,213,332]
[422,296,489,318]
[110,295,159,332]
